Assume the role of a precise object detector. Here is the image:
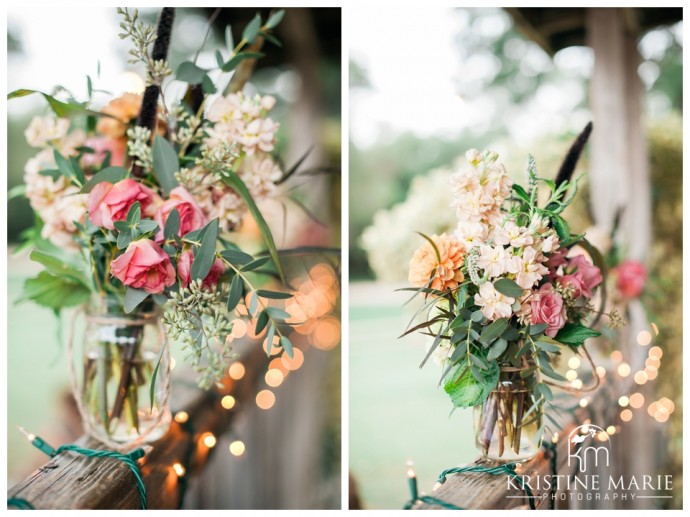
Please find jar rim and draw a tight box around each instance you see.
[86,293,157,318]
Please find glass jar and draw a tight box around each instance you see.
[79,295,171,445]
[474,367,542,462]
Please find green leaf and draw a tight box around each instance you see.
[265,307,291,320]
[19,271,91,310]
[529,323,548,335]
[241,257,270,272]
[443,356,499,408]
[266,10,285,29]
[256,310,270,334]
[470,310,485,323]
[555,323,601,346]
[242,14,262,44]
[535,340,561,353]
[266,324,276,356]
[550,213,570,242]
[512,184,530,202]
[540,361,567,382]
[191,219,219,280]
[151,137,180,196]
[479,318,509,346]
[415,231,441,264]
[215,50,226,69]
[486,338,508,361]
[8,89,102,118]
[117,231,132,249]
[149,341,167,413]
[137,219,159,234]
[493,278,524,298]
[257,289,292,300]
[219,249,254,265]
[280,336,294,358]
[176,61,207,84]
[8,184,26,200]
[163,208,180,240]
[220,51,265,72]
[224,25,234,51]
[262,32,283,48]
[80,167,128,193]
[126,201,141,224]
[221,171,285,283]
[124,287,149,313]
[227,275,243,312]
[53,150,83,185]
[29,250,89,287]
[201,74,217,94]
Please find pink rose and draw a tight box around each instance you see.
[177,250,225,289]
[87,179,154,230]
[530,284,566,337]
[154,186,208,240]
[566,255,603,297]
[81,137,126,168]
[558,272,587,298]
[615,260,646,298]
[547,248,568,275]
[110,239,176,294]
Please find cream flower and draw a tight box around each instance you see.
[24,116,70,148]
[454,220,488,249]
[240,154,282,198]
[514,246,549,289]
[408,234,466,291]
[237,118,279,155]
[493,220,534,248]
[474,282,515,320]
[477,244,519,278]
[39,187,87,249]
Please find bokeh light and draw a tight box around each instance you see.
[637,330,652,346]
[228,362,246,380]
[256,389,276,410]
[265,369,285,388]
[221,395,236,410]
[629,393,645,409]
[229,440,245,456]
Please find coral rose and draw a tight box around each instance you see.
[87,179,154,230]
[110,239,176,294]
[615,260,646,298]
[566,255,603,298]
[530,283,566,337]
[154,186,208,240]
[96,93,143,138]
[408,234,465,291]
[82,136,126,168]
[177,250,225,289]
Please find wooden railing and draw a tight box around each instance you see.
[7,345,267,510]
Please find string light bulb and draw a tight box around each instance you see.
[229,440,245,456]
[174,411,189,423]
[221,395,236,410]
[172,463,186,477]
[202,432,217,448]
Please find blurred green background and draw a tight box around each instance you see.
[349,7,682,509]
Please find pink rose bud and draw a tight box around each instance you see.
[547,248,568,275]
[81,137,126,168]
[177,250,225,289]
[566,255,603,297]
[87,178,154,230]
[615,260,647,298]
[154,186,208,241]
[558,272,587,298]
[530,283,566,338]
[110,239,176,294]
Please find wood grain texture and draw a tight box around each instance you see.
[7,345,267,510]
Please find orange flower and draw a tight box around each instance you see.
[96,93,143,138]
[408,234,466,291]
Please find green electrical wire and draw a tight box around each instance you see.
[7,498,35,510]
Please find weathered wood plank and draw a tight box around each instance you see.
[8,345,267,510]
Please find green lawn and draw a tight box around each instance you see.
[349,284,476,509]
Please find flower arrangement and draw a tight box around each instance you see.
[10,8,305,442]
[403,125,625,460]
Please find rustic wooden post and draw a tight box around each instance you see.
[586,7,653,509]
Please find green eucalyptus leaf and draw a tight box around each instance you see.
[265,9,285,29]
[242,14,262,44]
[479,318,509,346]
[220,51,265,72]
[529,323,548,335]
[191,219,219,280]
[256,290,292,300]
[80,167,128,193]
[256,310,270,334]
[241,257,270,272]
[486,337,508,361]
[151,137,180,196]
[493,278,524,298]
[280,336,294,358]
[124,287,149,313]
[176,61,207,84]
[227,274,243,312]
[219,249,254,265]
[164,208,180,240]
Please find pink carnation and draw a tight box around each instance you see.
[110,239,176,294]
[615,260,646,298]
[530,284,566,338]
[87,179,154,230]
[177,250,225,289]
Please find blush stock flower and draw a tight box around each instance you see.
[474,281,515,320]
